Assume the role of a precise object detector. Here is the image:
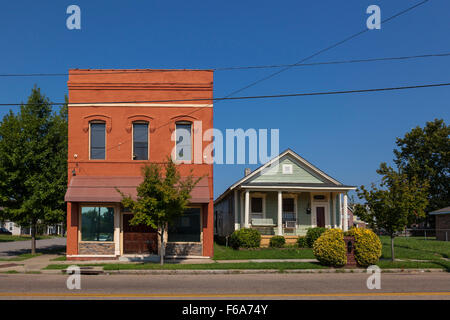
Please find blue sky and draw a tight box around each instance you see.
[0,0,449,199]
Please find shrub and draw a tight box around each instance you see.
[297,236,308,248]
[269,236,286,248]
[229,228,261,249]
[346,228,382,267]
[313,228,346,267]
[306,227,327,247]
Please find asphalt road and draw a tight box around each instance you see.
[0,272,449,300]
[0,237,66,257]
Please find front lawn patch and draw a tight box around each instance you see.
[377,259,450,271]
[380,236,450,260]
[213,243,314,260]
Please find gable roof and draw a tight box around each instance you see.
[215,149,355,203]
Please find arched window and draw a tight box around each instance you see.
[90,121,106,160]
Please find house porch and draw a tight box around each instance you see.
[233,188,353,237]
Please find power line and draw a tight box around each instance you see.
[224,0,431,98]
[215,53,450,71]
[0,52,448,77]
[1,82,448,107]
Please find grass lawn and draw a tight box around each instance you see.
[44,262,327,271]
[0,234,56,242]
[44,260,450,271]
[213,243,315,260]
[377,259,450,271]
[380,236,450,260]
[50,256,67,261]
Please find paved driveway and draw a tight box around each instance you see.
[0,237,66,257]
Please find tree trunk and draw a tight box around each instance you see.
[31,222,36,255]
[390,235,395,262]
[160,224,165,266]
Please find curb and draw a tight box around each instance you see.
[97,268,447,275]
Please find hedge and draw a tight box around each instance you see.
[297,236,308,248]
[305,227,327,247]
[313,228,346,267]
[346,228,382,267]
[269,236,286,248]
[229,228,261,249]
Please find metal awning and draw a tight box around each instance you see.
[64,176,210,203]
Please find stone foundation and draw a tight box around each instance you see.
[78,242,115,255]
[165,243,202,256]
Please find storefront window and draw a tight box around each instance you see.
[81,207,114,241]
[168,208,201,242]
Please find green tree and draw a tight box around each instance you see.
[0,87,67,254]
[394,119,449,216]
[354,163,428,261]
[117,158,200,265]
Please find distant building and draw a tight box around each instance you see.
[429,207,450,241]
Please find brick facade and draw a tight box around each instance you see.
[436,214,450,241]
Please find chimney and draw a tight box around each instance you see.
[244,168,251,176]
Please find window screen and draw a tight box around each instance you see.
[175,123,192,161]
[251,197,263,213]
[133,123,148,160]
[283,198,295,212]
[90,123,105,159]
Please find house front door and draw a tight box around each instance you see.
[316,207,325,228]
[123,214,158,254]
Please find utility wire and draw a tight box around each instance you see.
[224,0,432,98]
[1,82,448,107]
[0,52,448,77]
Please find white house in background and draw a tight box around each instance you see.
[214,149,356,242]
[1,221,23,235]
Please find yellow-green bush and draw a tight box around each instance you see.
[346,228,382,267]
[313,228,346,267]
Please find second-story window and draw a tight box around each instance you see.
[133,122,149,160]
[90,122,105,160]
[175,122,192,161]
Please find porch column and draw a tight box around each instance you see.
[331,192,336,227]
[114,205,120,256]
[234,189,239,230]
[244,190,250,228]
[343,193,348,232]
[240,192,244,228]
[277,191,283,236]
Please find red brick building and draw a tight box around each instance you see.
[64,69,214,260]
